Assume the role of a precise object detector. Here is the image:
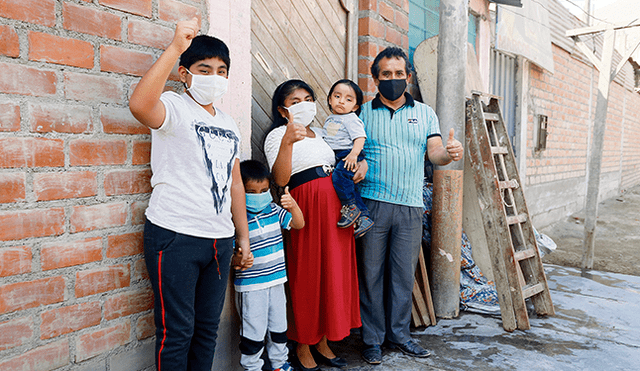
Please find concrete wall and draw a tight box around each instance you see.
[0,0,251,369]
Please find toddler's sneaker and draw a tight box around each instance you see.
[273,362,294,371]
[338,204,361,228]
[354,215,374,238]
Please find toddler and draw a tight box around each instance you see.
[232,160,304,371]
[323,79,374,238]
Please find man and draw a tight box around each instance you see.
[356,47,463,365]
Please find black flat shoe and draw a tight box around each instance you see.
[294,357,320,371]
[311,346,348,368]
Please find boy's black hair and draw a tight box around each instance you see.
[370,47,412,79]
[239,160,270,185]
[327,79,363,116]
[179,35,231,70]
[269,79,316,131]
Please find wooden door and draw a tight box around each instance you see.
[250,0,355,163]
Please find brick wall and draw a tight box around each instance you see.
[0,0,207,369]
[525,43,640,226]
[357,0,410,101]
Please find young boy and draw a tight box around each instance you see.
[129,18,252,370]
[233,160,305,371]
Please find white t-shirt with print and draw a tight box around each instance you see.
[145,91,240,239]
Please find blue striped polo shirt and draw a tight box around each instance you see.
[359,93,441,207]
[234,203,292,292]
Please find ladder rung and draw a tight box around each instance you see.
[491,146,509,155]
[514,248,537,262]
[506,213,528,225]
[483,112,500,121]
[498,179,519,190]
[521,283,545,299]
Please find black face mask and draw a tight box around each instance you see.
[378,79,407,101]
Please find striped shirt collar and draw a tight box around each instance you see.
[371,92,415,112]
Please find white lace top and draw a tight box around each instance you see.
[264,126,336,176]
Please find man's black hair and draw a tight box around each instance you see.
[179,35,231,70]
[269,79,316,130]
[370,47,412,79]
[327,79,364,116]
[240,160,271,185]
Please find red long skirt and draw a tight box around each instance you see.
[287,175,361,345]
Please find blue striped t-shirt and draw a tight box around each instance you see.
[234,203,292,292]
[358,93,441,207]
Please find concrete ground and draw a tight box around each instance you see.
[322,264,640,370]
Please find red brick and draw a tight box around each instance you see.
[359,0,377,11]
[359,17,385,38]
[159,0,201,23]
[75,321,130,362]
[0,172,26,203]
[75,264,130,298]
[386,27,402,46]
[358,58,372,77]
[107,232,143,258]
[0,246,31,277]
[379,1,394,22]
[0,102,20,132]
[29,103,93,134]
[0,339,69,371]
[127,19,172,49]
[131,200,148,225]
[63,2,122,40]
[28,32,94,69]
[99,0,152,17]
[70,202,127,233]
[132,141,151,165]
[100,45,155,77]
[0,276,65,315]
[101,106,149,134]
[64,72,123,103]
[0,208,64,241]
[359,77,377,94]
[0,316,33,351]
[133,258,149,281]
[34,171,97,201]
[0,62,57,97]
[0,25,20,58]
[69,139,127,166]
[358,41,379,60]
[41,237,102,271]
[0,0,56,27]
[395,10,409,31]
[135,312,155,340]
[104,169,152,196]
[0,137,64,169]
[40,302,102,340]
[104,287,153,320]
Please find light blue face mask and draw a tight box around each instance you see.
[245,191,273,213]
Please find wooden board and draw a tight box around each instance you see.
[250,0,349,163]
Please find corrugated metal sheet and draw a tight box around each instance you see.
[490,49,517,145]
[547,0,634,89]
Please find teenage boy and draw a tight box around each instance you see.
[233,160,305,371]
[355,47,464,365]
[129,18,252,371]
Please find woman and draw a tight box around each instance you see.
[264,80,362,371]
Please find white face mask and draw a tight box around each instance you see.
[185,69,228,105]
[286,101,317,127]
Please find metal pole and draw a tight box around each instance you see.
[431,0,467,318]
[582,27,615,269]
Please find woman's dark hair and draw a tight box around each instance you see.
[240,160,271,185]
[370,46,412,79]
[270,79,316,130]
[179,35,231,70]
[327,79,363,116]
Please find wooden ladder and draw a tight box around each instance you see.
[465,93,554,331]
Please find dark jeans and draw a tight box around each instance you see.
[332,150,369,218]
[143,220,233,371]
